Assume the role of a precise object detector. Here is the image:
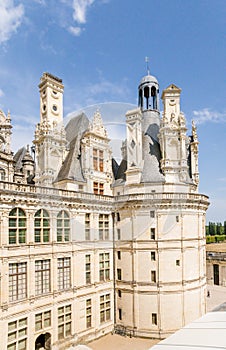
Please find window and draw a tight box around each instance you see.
[151,270,156,283]
[150,228,155,240]
[99,214,109,240]
[99,253,110,281]
[118,290,122,298]
[85,255,91,284]
[0,168,5,181]
[9,263,27,302]
[35,311,51,331]
[85,213,90,240]
[176,215,179,222]
[117,268,122,280]
[117,251,121,260]
[152,313,157,325]
[93,182,104,195]
[58,305,71,339]
[7,317,27,350]
[117,212,120,221]
[34,209,50,243]
[118,308,122,320]
[86,299,92,328]
[93,148,104,172]
[9,208,26,244]
[100,294,111,323]
[151,252,156,261]
[57,258,71,290]
[117,229,121,240]
[176,259,180,266]
[150,211,155,218]
[57,210,70,242]
[35,260,51,295]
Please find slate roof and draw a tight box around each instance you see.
[14,147,26,171]
[112,158,119,179]
[141,123,165,183]
[55,113,89,183]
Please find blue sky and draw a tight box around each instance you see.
[0,0,225,222]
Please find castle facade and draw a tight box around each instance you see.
[0,71,209,349]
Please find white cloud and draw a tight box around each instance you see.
[33,0,46,4]
[61,0,109,37]
[12,114,38,126]
[0,0,24,44]
[0,89,4,97]
[193,108,226,124]
[68,25,82,36]
[72,0,95,24]
[87,78,130,99]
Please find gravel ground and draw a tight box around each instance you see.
[88,333,159,350]
[206,284,226,311]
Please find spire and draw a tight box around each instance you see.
[145,56,150,75]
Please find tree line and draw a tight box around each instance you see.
[206,222,226,243]
[206,222,226,236]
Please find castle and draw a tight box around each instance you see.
[0,70,209,349]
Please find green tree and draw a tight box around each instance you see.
[216,222,222,235]
[209,222,216,236]
[224,221,226,235]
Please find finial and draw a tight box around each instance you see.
[145,56,150,75]
[192,120,198,141]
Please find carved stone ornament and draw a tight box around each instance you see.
[89,110,108,138]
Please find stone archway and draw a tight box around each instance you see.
[35,332,51,350]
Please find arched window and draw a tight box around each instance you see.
[138,89,143,108]
[57,210,70,242]
[34,209,50,243]
[9,208,26,244]
[151,86,157,109]
[144,86,150,109]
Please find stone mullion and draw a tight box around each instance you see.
[51,211,57,243]
[1,210,9,246]
[1,258,8,307]
[27,210,34,244]
[52,254,58,295]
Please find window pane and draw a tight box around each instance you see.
[18,339,26,350]
[43,230,49,242]
[8,321,17,332]
[9,218,16,227]
[43,219,49,227]
[58,307,64,315]
[8,332,17,342]
[65,322,71,336]
[35,219,41,227]
[58,325,64,339]
[18,328,26,337]
[19,218,26,227]
[7,344,16,350]
[65,305,71,312]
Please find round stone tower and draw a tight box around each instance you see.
[113,70,209,339]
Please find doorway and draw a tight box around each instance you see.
[213,264,219,285]
[35,333,51,350]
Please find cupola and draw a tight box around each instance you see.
[138,73,159,111]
